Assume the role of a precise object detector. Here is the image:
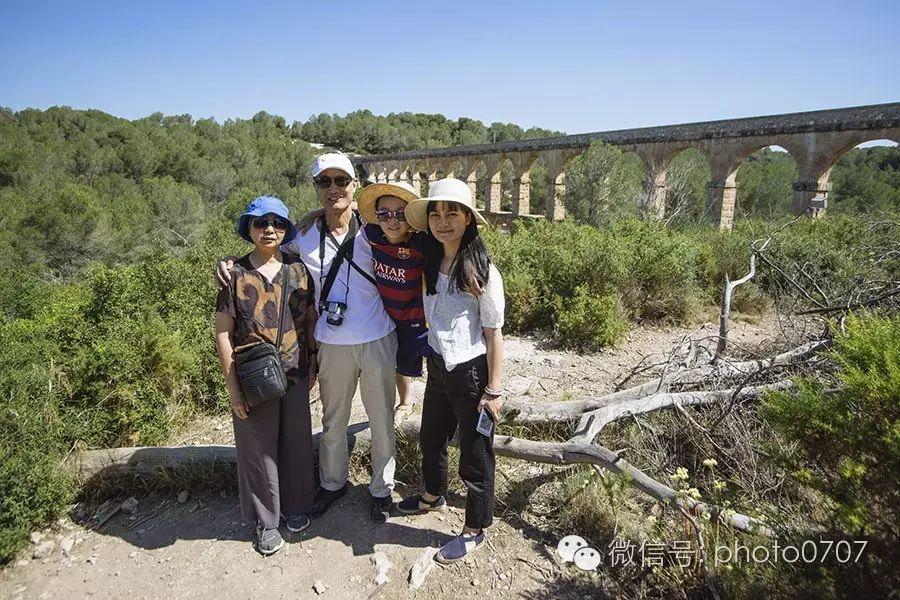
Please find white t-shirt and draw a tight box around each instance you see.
[282,219,394,345]
[424,263,505,371]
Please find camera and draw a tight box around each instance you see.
[320,300,347,326]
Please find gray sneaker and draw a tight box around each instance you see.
[255,524,284,556]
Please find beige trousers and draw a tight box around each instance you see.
[317,332,397,498]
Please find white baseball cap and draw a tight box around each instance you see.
[312,153,356,179]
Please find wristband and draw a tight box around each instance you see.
[484,387,503,397]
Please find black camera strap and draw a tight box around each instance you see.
[338,212,377,286]
[274,262,291,351]
[318,214,359,307]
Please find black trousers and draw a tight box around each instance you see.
[419,353,495,529]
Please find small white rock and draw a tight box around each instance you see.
[29,532,42,545]
[408,547,438,590]
[177,490,190,504]
[312,580,328,595]
[60,537,75,557]
[32,541,54,559]
[372,551,392,586]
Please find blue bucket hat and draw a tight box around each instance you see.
[236,196,298,244]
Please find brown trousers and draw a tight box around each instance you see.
[232,378,315,528]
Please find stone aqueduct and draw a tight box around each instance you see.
[350,103,900,230]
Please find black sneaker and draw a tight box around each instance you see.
[370,495,393,524]
[309,484,348,517]
[284,513,310,533]
[397,494,447,514]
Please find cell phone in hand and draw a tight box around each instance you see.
[476,408,494,437]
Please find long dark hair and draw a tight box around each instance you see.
[423,201,491,296]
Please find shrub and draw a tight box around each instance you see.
[761,314,900,595]
[553,287,628,349]
[611,219,703,323]
[762,314,900,536]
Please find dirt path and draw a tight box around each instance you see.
[1,315,783,600]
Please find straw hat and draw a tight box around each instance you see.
[404,178,488,231]
[356,181,420,224]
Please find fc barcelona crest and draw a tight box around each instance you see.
[398,247,411,259]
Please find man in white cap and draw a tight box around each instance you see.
[219,153,398,523]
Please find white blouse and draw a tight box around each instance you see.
[424,263,505,371]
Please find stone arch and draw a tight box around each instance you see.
[825,137,899,213]
[509,153,538,215]
[525,154,550,217]
[733,145,799,220]
[664,147,712,221]
[495,156,516,213]
[456,157,484,209]
[702,138,803,229]
[477,155,504,214]
[385,164,400,184]
[538,149,583,220]
[418,161,440,197]
[813,130,900,185]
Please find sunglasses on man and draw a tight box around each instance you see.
[375,209,406,223]
[251,216,290,231]
[313,175,354,189]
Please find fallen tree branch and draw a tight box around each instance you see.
[68,417,772,537]
[568,380,794,445]
[505,347,815,423]
[794,287,900,315]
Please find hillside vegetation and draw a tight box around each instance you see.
[1,107,898,597]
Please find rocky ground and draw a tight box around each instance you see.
[1,314,786,600]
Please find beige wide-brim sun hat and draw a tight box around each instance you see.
[356,181,420,224]
[404,177,489,231]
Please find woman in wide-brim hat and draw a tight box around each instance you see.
[215,195,317,555]
[403,178,488,231]
[398,178,505,565]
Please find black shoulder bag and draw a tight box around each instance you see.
[233,263,291,407]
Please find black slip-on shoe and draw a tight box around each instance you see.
[397,494,447,514]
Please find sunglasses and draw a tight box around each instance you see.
[313,175,353,189]
[375,209,406,223]
[251,216,290,231]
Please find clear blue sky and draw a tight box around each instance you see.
[1,0,898,134]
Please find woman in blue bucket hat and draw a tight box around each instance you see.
[214,195,318,555]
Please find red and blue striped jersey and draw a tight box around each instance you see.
[365,224,426,327]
